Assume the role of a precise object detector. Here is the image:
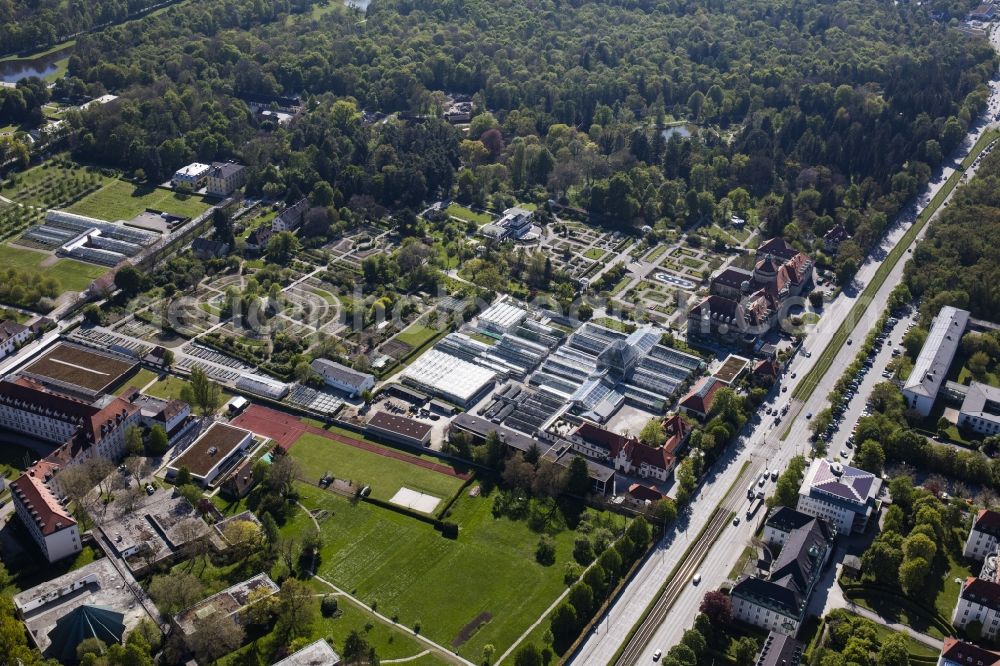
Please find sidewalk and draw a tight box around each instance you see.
[824,583,943,650]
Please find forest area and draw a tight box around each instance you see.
[0,0,994,283]
[904,147,1000,320]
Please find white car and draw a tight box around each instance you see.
[654,650,663,661]
[692,573,702,585]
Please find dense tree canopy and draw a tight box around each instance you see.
[44,0,993,265]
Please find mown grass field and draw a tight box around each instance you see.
[298,483,585,661]
[67,179,212,221]
[0,243,106,292]
[445,203,493,226]
[115,368,160,394]
[288,432,465,502]
[394,323,441,348]
[142,374,233,405]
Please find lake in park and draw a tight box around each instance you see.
[0,46,72,83]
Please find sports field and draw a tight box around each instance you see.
[67,180,212,221]
[289,432,465,502]
[298,483,584,660]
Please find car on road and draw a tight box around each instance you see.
[758,475,766,487]
[653,650,662,661]
[771,470,779,481]
[840,450,848,458]
[791,372,797,379]
[847,338,853,345]
[732,516,740,526]
[692,573,702,585]
[806,412,813,419]
[782,386,788,393]
[806,350,812,358]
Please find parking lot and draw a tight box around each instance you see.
[818,309,916,461]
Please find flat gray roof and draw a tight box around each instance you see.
[14,558,151,655]
[271,639,342,665]
[903,306,969,398]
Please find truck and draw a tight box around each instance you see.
[746,496,765,520]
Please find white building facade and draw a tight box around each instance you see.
[10,472,81,563]
[965,510,1000,561]
[953,577,1000,639]
[0,320,31,360]
[796,459,881,534]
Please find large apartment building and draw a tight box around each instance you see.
[1,343,142,562]
[796,459,881,534]
[9,463,81,563]
[902,306,970,417]
[731,509,835,637]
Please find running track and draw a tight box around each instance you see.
[232,405,470,480]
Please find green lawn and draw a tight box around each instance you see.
[394,323,441,349]
[289,432,464,502]
[143,374,233,405]
[67,179,212,221]
[957,365,1000,388]
[115,368,160,395]
[935,553,973,621]
[869,622,940,659]
[849,591,948,640]
[312,288,338,305]
[445,204,493,226]
[583,248,606,261]
[298,483,599,660]
[645,245,668,263]
[218,592,435,665]
[610,276,631,296]
[0,243,106,292]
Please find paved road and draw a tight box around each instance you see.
[571,30,1000,666]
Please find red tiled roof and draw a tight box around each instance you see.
[757,237,801,262]
[962,577,1000,611]
[974,509,1000,537]
[10,469,75,536]
[662,414,690,456]
[628,483,664,502]
[575,422,633,458]
[756,254,781,275]
[941,637,1000,666]
[575,418,686,473]
[680,377,723,416]
[754,358,779,377]
[0,378,138,455]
